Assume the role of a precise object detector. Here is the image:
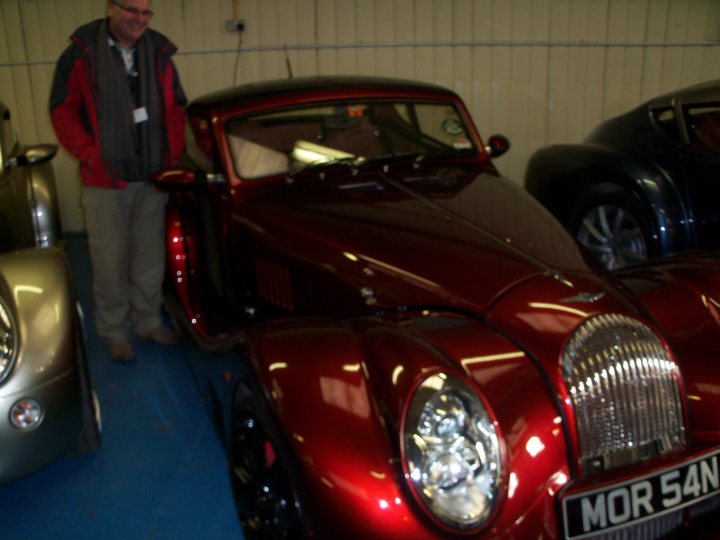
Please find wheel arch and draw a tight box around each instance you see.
[525,143,690,254]
[233,313,571,538]
[229,365,312,538]
[27,159,63,248]
[234,317,431,538]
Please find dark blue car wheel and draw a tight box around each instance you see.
[570,189,658,270]
[230,381,307,539]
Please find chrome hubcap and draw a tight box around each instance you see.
[576,204,647,270]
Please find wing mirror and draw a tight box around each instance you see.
[485,135,510,158]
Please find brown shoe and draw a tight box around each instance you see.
[109,340,134,361]
[136,326,178,345]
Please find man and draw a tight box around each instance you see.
[50,0,187,361]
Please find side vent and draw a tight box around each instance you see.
[254,256,293,310]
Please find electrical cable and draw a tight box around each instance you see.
[232,0,242,86]
[232,32,243,86]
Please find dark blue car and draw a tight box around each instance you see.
[525,79,720,269]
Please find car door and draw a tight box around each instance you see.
[681,105,720,250]
[175,117,248,336]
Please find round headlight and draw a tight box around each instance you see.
[402,373,502,531]
[0,298,17,385]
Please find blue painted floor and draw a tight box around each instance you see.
[0,237,244,539]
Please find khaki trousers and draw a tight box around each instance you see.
[81,184,168,343]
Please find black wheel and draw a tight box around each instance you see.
[569,189,657,270]
[229,380,308,539]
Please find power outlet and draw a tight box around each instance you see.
[225,19,245,33]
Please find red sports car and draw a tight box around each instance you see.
[154,77,720,539]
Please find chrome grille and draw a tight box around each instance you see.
[562,314,685,476]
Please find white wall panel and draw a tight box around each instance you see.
[0,0,718,232]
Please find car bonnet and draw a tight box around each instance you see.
[239,165,595,315]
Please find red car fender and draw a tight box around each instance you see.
[246,318,432,539]
[616,256,720,444]
[484,271,654,477]
[246,315,573,538]
[360,318,572,537]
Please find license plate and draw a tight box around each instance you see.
[562,449,720,539]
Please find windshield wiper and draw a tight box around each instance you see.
[417,147,476,161]
[362,147,472,167]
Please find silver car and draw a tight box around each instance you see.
[0,101,100,483]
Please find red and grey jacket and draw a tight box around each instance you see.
[49,19,187,188]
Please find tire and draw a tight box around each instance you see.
[569,189,658,270]
[229,379,308,539]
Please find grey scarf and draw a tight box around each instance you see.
[95,20,162,183]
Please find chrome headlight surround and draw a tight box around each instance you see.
[401,372,503,532]
[0,297,17,385]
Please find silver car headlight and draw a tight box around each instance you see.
[402,373,503,531]
[0,298,17,384]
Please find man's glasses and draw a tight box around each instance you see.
[112,1,154,19]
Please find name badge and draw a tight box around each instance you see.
[133,107,149,124]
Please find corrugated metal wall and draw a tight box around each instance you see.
[1,0,719,232]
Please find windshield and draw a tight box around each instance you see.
[225,100,478,179]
